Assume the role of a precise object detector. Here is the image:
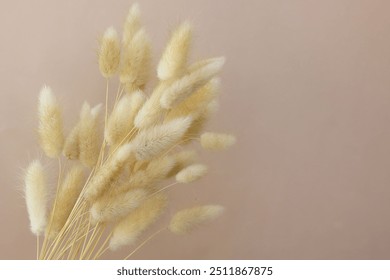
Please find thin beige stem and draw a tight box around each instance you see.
[80,222,100,259]
[149,182,179,198]
[86,226,105,260]
[93,231,113,260]
[124,228,166,260]
[81,215,92,255]
[36,235,39,260]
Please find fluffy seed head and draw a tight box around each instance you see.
[105,91,146,146]
[24,160,48,236]
[48,165,85,239]
[132,116,192,161]
[99,26,120,78]
[169,205,224,235]
[122,3,141,44]
[79,102,102,168]
[157,21,192,80]
[175,164,208,183]
[63,123,80,160]
[200,132,236,150]
[84,143,134,201]
[120,28,151,89]
[90,188,147,224]
[134,83,168,129]
[160,57,225,109]
[109,194,167,250]
[38,85,64,158]
[165,78,220,121]
[167,150,197,177]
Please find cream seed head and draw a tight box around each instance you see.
[200,132,236,150]
[38,85,64,158]
[157,21,192,80]
[132,116,192,161]
[109,194,167,251]
[90,188,147,224]
[175,164,208,183]
[169,205,224,235]
[160,57,225,109]
[79,103,102,168]
[122,3,141,44]
[24,160,48,236]
[105,90,146,146]
[99,26,120,78]
[120,28,151,89]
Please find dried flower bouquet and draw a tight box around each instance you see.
[23,3,235,260]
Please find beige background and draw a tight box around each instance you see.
[1,0,390,259]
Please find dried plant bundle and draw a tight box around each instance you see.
[22,3,235,260]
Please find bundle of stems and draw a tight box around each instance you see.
[23,3,235,260]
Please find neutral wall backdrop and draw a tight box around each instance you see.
[1,0,390,259]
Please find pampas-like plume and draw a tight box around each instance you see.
[132,116,192,161]
[157,21,192,81]
[84,143,134,201]
[169,205,224,235]
[105,90,146,146]
[98,27,120,78]
[175,164,208,183]
[48,165,85,239]
[90,188,147,224]
[120,28,151,91]
[109,194,167,251]
[79,103,102,168]
[200,132,236,150]
[38,86,64,158]
[122,3,141,45]
[160,57,225,109]
[24,160,48,236]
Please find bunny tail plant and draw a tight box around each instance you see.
[23,3,235,260]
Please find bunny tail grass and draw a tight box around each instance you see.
[169,205,224,235]
[47,164,85,239]
[157,21,192,81]
[132,116,192,161]
[84,143,134,201]
[175,164,208,183]
[109,194,167,251]
[38,85,64,158]
[99,26,120,78]
[24,160,48,236]
[200,132,236,150]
